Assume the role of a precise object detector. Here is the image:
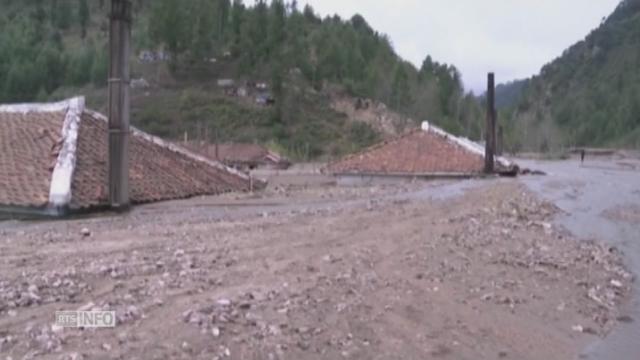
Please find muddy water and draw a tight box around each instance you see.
[518,158,640,360]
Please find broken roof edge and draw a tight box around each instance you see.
[0,96,86,207]
[421,121,515,169]
[0,97,82,114]
[84,110,254,183]
[49,97,85,207]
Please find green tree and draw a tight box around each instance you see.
[189,0,216,61]
[269,0,286,51]
[390,63,410,109]
[35,45,65,93]
[78,0,90,39]
[149,0,189,67]
[53,0,73,30]
[230,0,245,52]
[217,0,231,40]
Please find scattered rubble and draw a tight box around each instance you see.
[0,182,632,359]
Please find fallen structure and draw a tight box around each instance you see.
[183,142,291,171]
[326,121,518,183]
[0,97,255,217]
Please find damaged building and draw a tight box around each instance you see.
[0,97,256,218]
[326,121,518,184]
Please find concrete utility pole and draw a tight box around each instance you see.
[484,73,496,173]
[108,0,132,210]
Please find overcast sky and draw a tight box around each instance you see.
[295,0,621,93]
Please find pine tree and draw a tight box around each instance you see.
[78,0,90,39]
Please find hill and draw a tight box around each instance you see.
[495,79,529,110]
[505,0,640,152]
[0,0,483,160]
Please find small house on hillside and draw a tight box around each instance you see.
[325,121,517,183]
[217,79,235,88]
[0,97,257,218]
[184,142,291,171]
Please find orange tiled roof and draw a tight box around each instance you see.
[326,123,514,176]
[0,98,254,215]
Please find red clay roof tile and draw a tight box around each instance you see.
[0,99,254,214]
[326,127,486,175]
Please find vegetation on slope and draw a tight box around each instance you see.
[0,0,483,159]
[505,0,640,151]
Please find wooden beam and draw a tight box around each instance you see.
[108,0,132,210]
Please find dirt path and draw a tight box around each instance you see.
[0,182,632,360]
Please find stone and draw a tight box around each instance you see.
[212,327,221,338]
[51,324,64,334]
[223,347,231,357]
[610,280,623,288]
[572,325,584,333]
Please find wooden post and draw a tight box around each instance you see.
[108,0,132,210]
[484,73,496,173]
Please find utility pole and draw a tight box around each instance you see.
[108,0,132,210]
[484,73,496,173]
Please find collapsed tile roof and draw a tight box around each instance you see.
[326,122,517,176]
[0,97,254,216]
[183,142,290,169]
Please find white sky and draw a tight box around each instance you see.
[295,0,621,93]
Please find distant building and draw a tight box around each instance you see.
[138,50,171,63]
[217,79,235,88]
[237,86,248,97]
[255,93,275,106]
[184,142,291,171]
[131,78,150,89]
[0,97,257,218]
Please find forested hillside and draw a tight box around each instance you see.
[495,79,528,110]
[505,0,640,151]
[0,0,483,159]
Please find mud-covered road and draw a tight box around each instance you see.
[518,157,640,360]
[0,175,633,360]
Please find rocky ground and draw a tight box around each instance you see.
[0,181,633,360]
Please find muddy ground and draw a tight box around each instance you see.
[0,179,633,360]
[517,157,640,360]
